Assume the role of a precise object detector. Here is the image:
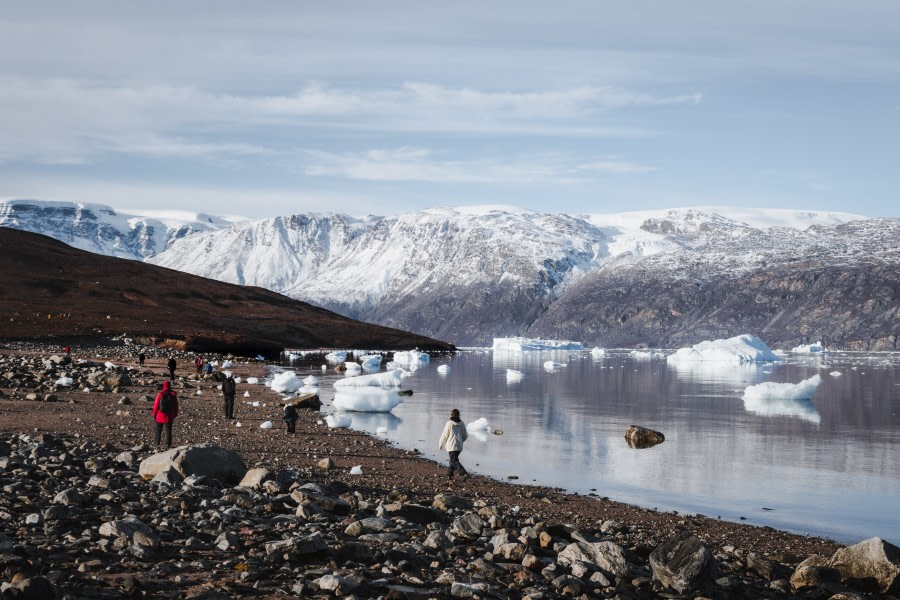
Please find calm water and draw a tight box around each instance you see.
[284,350,900,544]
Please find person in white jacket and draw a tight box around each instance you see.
[438,408,469,480]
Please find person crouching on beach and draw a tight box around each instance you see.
[282,402,298,434]
[438,408,469,481]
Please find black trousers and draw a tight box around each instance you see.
[223,396,234,419]
[284,419,296,433]
[448,451,468,479]
[155,421,173,448]
[168,368,175,379]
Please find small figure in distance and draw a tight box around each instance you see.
[138,352,146,368]
[204,362,214,376]
[195,355,203,375]
[167,356,176,380]
[64,345,71,356]
[222,373,236,420]
[282,402,298,434]
[438,408,469,482]
[152,380,179,449]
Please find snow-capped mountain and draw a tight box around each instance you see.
[3,199,896,349]
[0,199,237,259]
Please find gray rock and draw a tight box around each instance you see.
[317,574,358,594]
[830,537,900,595]
[99,517,159,549]
[624,425,665,448]
[380,501,443,525]
[52,487,88,506]
[138,443,247,484]
[450,512,484,539]
[238,467,273,489]
[649,530,717,595]
[557,540,627,580]
[151,465,184,486]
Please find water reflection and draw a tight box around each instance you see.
[342,411,403,432]
[742,395,821,423]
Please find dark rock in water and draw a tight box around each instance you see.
[397,389,413,396]
[625,425,665,449]
[650,530,717,595]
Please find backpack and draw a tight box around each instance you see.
[159,390,175,414]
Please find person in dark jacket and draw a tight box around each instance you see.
[138,352,146,367]
[282,402,298,434]
[167,356,176,380]
[152,380,179,449]
[222,374,236,419]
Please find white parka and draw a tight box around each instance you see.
[438,419,468,452]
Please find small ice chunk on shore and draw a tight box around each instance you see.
[350,465,363,475]
[260,421,273,429]
[246,377,259,384]
[270,372,302,393]
[326,414,352,428]
[493,337,585,351]
[668,334,781,364]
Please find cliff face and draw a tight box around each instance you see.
[527,261,899,350]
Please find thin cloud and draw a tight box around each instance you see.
[301,148,656,184]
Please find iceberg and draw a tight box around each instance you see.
[359,354,382,368]
[791,341,828,353]
[325,351,347,363]
[630,350,655,360]
[334,369,405,389]
[270,372,302,394]
[493,337,585,351]
[392,350,430,364]
[543,360,566,372]
[667,334,781,364]
[303,375,319,386]
[467,417,492,442]
[332,389,404,412]
[343,362,362,373]
[437,364,451,374]
[590,347,606,358]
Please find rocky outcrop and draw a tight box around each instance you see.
[138,443,247,484]
[649,530,717,595]
[830,537,900,595]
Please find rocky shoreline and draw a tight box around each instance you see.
[1,341,898,599]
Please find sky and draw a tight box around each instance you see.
[1,1,899,219]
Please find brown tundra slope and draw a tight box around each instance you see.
[0,228,455,356]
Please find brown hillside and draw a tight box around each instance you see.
[0,228,455,355]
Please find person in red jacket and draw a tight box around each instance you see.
[152,380,179,449]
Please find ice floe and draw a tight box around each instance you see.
[506,369,524,383]
[332,389,404,412]
[325,351,347,363]
[334,369,405,389]
[791,341,828,353]
[437,364,451,374]
[303,375,319,386]
[668,334,781,364]
[590,347,606,358]
[392,350,430,365]
[830,371,842,377]
[493,337,585,351]
[467,417,493,442]
[743,374,822,402]
[543,360,566,372]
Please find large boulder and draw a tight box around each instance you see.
[557,541,627,580]
[830,537,900,595]
[649,531,717,595]
[138,444,247,484]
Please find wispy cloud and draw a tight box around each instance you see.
[301,148,657,184]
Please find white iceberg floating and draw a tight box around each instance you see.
[743,374,822,403]
[392,350,430,365]
[349,465,363,475]
[506,369,524,383]
[493,337,585,351]
[303,375,319,386]
[343,362,362,373]
[467,417,492,442]
[829,371,842,377]
[286,353,301,361]
[543,360,566,372]
[270,372,303,393]
[260,421,273,429]
[629,350,655,360]
[334,369,404,389]
[325,414,352,428]
[246,377,259,385]
[55,377,73,386]
[791,341,828,353]
[332,389,404,412]
[325,351,347,363]
[668,334,782,364]
[437,364,451,375]
[359,354,382,368]
[590,347,606,358]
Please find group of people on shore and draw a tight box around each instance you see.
[144,351,472,480]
